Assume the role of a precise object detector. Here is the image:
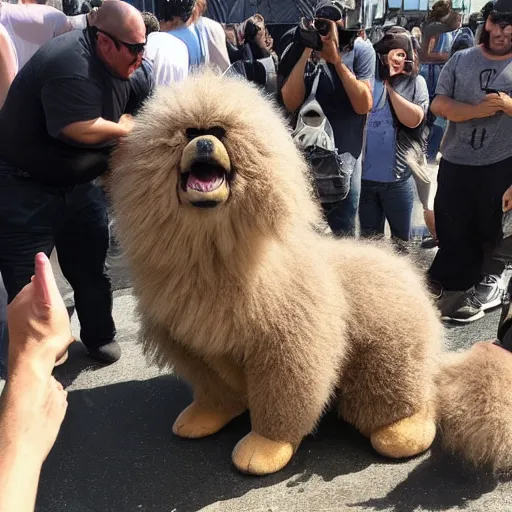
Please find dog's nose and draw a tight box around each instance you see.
[180,135,232,175]
[196,138,214,158]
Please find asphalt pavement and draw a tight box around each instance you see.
[22,236,510,512]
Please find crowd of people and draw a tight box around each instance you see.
[0,0,511,506]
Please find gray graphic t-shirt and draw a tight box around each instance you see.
[435,46,512,166]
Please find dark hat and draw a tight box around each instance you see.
[315,0,344,21]
[156,0,196,22]
[374,28,413,56]
[494,0,512,12]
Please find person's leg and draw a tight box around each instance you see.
[427,124,445,163]
[475,156,512,310]
[381,177,415,242]
[0,167,57,372]
[359,180,386,238]
[322,155,362,237]
[428,159,481,291]
[428,159,484,322]
[55,182,118,363]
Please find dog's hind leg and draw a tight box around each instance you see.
[338,336,437,459]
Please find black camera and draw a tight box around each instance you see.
[315,19,331,36]
[297,17,323,51]
[297,17,358,54]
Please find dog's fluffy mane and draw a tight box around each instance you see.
[110,71,322,273]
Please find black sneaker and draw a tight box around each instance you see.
[475,275,503,311]
[88,341,121,364]
[437,288,484,324]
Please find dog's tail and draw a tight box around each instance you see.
[435,342,512,474]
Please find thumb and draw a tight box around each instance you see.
[32,253,60,317]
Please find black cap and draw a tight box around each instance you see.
[374,29,413,56]
[494,0,512,12]
[315,0,344,21]
[156,0,196,22]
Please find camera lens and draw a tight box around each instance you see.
[315,19,330,36]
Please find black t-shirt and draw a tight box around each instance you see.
[0,28,153,186]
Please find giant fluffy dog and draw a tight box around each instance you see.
[109,72,512,476]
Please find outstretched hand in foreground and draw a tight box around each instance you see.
[0,252,74,512]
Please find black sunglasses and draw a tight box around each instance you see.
[95,28,146,55]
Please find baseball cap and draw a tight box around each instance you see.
[315,0,344,21]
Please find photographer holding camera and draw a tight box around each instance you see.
[279,0,375,237]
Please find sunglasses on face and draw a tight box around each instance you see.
[95,28,146,55]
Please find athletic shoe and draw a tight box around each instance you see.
[437,288,485,324]
[475,274,503,311]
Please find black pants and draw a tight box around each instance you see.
[428,156,512,291]
[0,164,115,349]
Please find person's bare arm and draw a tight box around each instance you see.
[0,26,17,109]
[0,439,42,512]
[386,84,424,128]
[333,61,373,114]
[281,47,313,113]
[431,94,502,122]
[319,22,373,115]
[0,253,72,512]
[60,114,134,145]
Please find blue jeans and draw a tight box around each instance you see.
[427,123,445,162]
[321,156,362,237]
[359,176,415,242]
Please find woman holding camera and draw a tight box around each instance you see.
[359,27,432,242]
[279,1,375,237]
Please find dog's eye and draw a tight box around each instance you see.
[209,126,226,140]
[185,128,202,140]
[185,127,226,141]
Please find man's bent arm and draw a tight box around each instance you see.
[334,59,373,114]
[431,95,479,122]
[60,117,130,146]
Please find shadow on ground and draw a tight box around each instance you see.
[36,374,502,512]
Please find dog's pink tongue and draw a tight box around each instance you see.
[187,174,219,192]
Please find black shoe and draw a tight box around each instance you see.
[88,341,121,364]
[437,288,484,324]
[421,237,438,249]
[474,274,503,311]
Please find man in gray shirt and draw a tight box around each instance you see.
[428,0,512,323]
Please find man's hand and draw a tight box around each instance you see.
[1,252,72,470]
[319,20,341,65]
[118,113,135,136]
[503,186,512,212]
[498,93,512,117]
[473,93,504,119]
[7,253,73,377]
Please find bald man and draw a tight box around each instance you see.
[0,0,152,368]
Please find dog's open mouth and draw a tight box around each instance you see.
[181,163,226,193]
[179,134,232,208]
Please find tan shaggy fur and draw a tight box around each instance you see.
[108,71,512,475]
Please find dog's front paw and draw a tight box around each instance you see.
[232,432,295,475]
[172,401,240,438]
